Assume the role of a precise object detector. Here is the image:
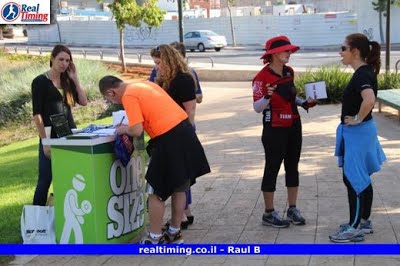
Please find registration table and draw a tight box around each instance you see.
[42,135,146,244]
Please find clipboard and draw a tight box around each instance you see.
[304,81,328,99]
[65,133,99,139]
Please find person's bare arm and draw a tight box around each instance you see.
[344,88,375,125]
[182,99,196,125]
[196,94,203,104]
[116,123,144,137]
[33,114,51,158]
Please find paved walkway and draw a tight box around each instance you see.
[11,82,400,265]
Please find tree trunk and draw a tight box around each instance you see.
[379,11,384,44]
[227,2,236,47]
[0,29,3,40]
[119,29,126,73]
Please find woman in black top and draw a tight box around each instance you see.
[151,44,199,239]
[329,33,386,243]
[152,45,197,124]
[31,45,87,206]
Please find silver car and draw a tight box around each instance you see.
[184,30,227,52]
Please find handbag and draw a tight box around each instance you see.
[114,134,134,167]
[50,113,73,138]
[20,205,56,244]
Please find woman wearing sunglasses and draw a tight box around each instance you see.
[252,36,316,229]
[329,33,386,243]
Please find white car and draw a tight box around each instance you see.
[184,30,227,52]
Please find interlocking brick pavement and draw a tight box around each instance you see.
[12,82,400,265]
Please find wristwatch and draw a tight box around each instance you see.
[353,115,361,124]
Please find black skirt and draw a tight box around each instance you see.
[145,119,211,201]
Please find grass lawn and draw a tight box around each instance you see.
[0,117,113,245]
[0,137,37,265]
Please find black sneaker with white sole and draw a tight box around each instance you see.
[262,211,290,228]
[286,207,306,225]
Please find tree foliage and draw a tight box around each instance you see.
[372,0,400,14]
[98,0,166,71]
[109,0,143,30]
[106,0,165,30]
[142,0,166,26]
[371,0,400,43]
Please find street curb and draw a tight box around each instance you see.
[123,61,260,82]
[122,62,315,82]
[195,68,259,81]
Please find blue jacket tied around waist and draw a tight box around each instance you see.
[335,119,386,195]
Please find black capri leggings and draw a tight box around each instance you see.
[343,173,373,228]
[261,119,302,192]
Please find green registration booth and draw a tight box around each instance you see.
[43,135,146,244]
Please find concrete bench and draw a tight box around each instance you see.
[377,89,400,120]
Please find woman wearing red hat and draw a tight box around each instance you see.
[252,35,316,228]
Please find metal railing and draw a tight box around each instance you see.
[120,52,141,63]
[8,45,215,67]
[187,56,214,68]
[396,59,400,74]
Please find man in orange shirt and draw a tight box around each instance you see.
[99,76,210,244]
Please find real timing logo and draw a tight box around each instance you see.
[0,0,50,24]
[1,2,20,22]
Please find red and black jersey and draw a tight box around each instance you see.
[252,65,300,127]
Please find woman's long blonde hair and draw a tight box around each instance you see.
[152,44,194,90]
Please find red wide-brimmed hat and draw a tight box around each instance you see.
[260,35,300,59]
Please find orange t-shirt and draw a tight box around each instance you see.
[121,81,188,138]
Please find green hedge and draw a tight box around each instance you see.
[378,72,400,90]
[295,65,400,103]
[295,65,351,103]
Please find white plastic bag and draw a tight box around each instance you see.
[20,205,56,244]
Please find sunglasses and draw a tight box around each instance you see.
[341,46,349,52]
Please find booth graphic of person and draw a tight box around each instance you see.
[60,174,92,244]
[5,4,17,20]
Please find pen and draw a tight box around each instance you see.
[119,116,125,126]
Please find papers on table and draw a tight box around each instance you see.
[305,81,328,100]
[66,133,99,139]
[71,128,83,134]
[92,128,116,136]
[70,126,116,137]
[113,111,129,126]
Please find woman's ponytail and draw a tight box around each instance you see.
[366,41,381,75]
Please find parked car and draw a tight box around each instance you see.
[184,30,227,52]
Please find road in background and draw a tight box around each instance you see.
[4,42,400,71]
